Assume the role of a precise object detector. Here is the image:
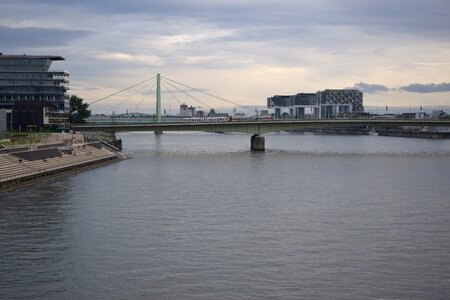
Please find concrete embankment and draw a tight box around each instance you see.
[297,127,450,138]
[376,129,450,139]
[0,140,125,192]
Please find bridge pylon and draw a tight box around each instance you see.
[156,73,161,123]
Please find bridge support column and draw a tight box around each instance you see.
[251,134,265,151]
[156,73,161,123]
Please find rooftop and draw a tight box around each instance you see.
[0,54,65,61]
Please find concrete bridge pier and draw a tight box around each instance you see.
[251,134,265,151]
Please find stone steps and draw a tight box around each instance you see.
[0,146,117,183]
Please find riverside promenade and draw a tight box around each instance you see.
[0,134,125,192]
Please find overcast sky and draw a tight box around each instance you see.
[1,0,449,113]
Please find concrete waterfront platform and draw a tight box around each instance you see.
[0,142,125,193]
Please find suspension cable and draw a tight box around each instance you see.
[133,80,157,113]
[161,80,182,105]
[162,76,252,111]
[161,78,212,110]
[88,76,156,105]
[107,79,155,112]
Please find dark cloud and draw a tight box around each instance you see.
[350,82,389,93]
[399,83,450,93]
[350,82,450,93]
[0,26,92,48]
[3,0,449,38]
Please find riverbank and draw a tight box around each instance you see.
[0,134,126,193]
[300,127,450,139]
[376,129,450,139]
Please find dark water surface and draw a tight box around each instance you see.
[1,132,450,299]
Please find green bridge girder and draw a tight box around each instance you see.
[73,119,450,135]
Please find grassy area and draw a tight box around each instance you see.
[0,132,52,148]
[0,139,11,147]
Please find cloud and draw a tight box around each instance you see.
[351,82,450,94]
[399,83,450,93]
[350,82,389,93]
[348,82,450,95]
[1,0,449,110]
[0,26,91,48]
[3,0,450,38]
[92,52,162,65]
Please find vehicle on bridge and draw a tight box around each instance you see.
[183,115,273,122]
[184,116,228,122]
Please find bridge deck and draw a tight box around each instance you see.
[73,119,450,135]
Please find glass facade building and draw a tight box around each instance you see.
[267,89,364,119]
[0,54,69,111]
[317,89,363,119]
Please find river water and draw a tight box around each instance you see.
[1,132,449,299]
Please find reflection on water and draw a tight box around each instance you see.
[1,132,450,299]
[0,183,73,299]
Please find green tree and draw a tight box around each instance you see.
[69,95,91,124]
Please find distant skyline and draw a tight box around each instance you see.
[1,0,449,114]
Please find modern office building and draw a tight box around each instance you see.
[0,54,69,111]
[267,94,318,118]
[293,93,317,106]
[267,95,293,108]
[0,108,6,138]
[267,89,364,119]
[179,103,195,117]
[317,89,363,119]
[10,100,69,131]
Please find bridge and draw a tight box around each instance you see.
[83,74,450,150]
[73,119,450,150]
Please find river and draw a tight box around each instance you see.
[1,132,449,299]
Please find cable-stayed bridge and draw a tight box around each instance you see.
[79,74,450,150]
[88,73,253,119]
